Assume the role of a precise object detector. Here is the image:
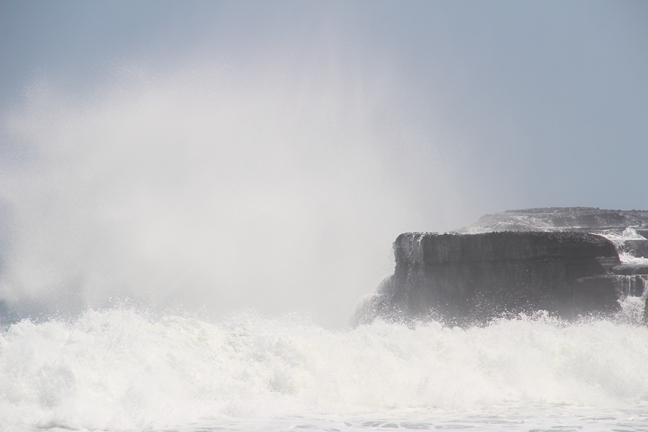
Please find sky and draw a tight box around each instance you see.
[1,0,647,327]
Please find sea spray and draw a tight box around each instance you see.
[1,307,648,431]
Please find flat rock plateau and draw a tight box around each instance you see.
[354,208,648,326]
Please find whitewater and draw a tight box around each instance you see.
[2,305,648,431]
[2,63,648,432]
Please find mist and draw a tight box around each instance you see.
[1,0,647,328]
[1,62,438,327]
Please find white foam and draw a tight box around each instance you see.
[601,227,647,243]
[1,308,647,431]
[593,228,648,265]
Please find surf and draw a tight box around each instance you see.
[2,305,647,431]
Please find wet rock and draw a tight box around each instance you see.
[573,275,646,314]
[355,231,622,325]
[635,229,648,239]
[612,265,648,276]
[460,207,648,233]
[622,240,648,258]
[355,208,648,326]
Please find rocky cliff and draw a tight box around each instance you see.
[355,208,648,326]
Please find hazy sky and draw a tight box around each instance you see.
[1,0,647,327]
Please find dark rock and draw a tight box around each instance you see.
[355,208,648,326]
[573,275,646,313]
[355,231,622,325]
[572,276,623,315]
[621,240,648,258]
[612,265,648,276]
[635,230,648,239]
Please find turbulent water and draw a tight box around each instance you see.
[2,306,648,431]
[2,218,648,431]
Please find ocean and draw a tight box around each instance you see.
[2,303,647,431]
[2,5,647,427]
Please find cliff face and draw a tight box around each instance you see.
[355,208,648,326]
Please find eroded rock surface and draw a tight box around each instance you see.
[355,208,648,326]
[459,207,648,233]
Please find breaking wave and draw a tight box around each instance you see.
[1,306,647,431]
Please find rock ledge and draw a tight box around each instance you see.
[355,208,648,326]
